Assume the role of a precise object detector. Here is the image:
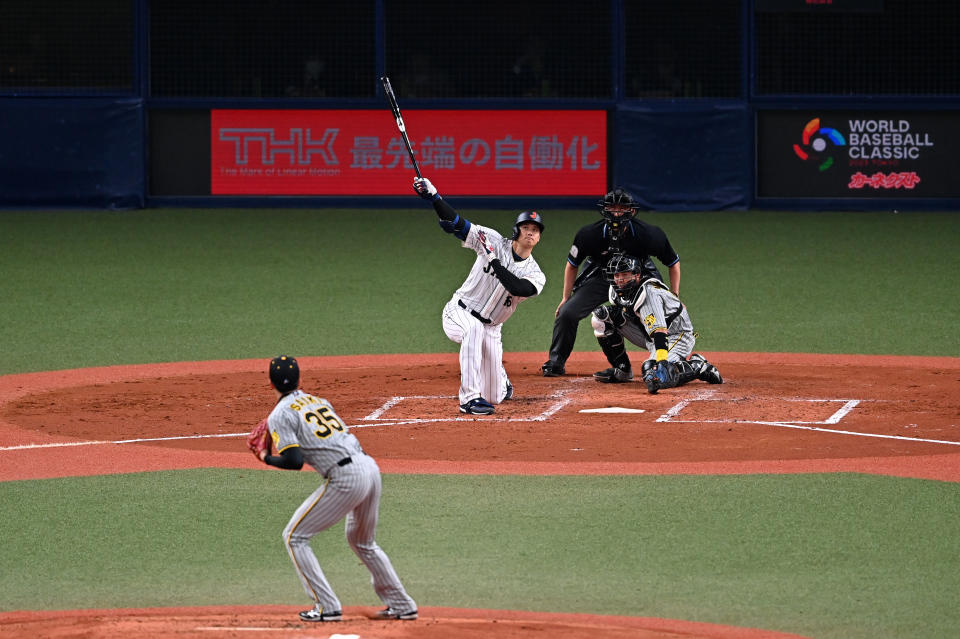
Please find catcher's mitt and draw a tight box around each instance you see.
[644,361,678,395]
[247,418,272,461]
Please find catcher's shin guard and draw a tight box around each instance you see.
[689,353,723,384]
[596,333,631,374]
[594,365,633,383]
[672,360,700,387]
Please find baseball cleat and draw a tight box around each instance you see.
[375,607,419,620]
[541,361,565,377]
[460,397,495,415]
[504,381,514,401]
[299,608,342,622]
[593,366,633,383]
[690,353,723,384]
[699,364,723,384]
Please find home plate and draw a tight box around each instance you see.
[579,407,645,414]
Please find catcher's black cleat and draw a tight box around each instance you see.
[374,607,419,620]
[541,361,565,377]
[299,609,342,622]
[460,397,495,415]
[690,353,723,384]
[593,366,633,383]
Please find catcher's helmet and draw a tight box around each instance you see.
[604,253,644,295]
[269,355,299,393]
[512,210,544,240]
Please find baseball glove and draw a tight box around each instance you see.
[247,418,272,461]
[644,361,678,394]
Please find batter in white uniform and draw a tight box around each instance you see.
[260,356,418,623]
[413,177,546,415]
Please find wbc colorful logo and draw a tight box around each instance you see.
[792,118,847,171]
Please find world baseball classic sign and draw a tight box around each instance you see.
[211,109,606,196]
[756,110,960,198]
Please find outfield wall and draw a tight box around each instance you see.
[1,0,958,211]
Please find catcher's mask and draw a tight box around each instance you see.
[604,253,644,295]
[598,187,638,240]
[512,210,544,240]
[269,355,300,393]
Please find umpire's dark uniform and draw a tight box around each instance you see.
[543,217,679,374]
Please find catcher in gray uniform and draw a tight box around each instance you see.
[590,254,723,394]
[250,356,418,623]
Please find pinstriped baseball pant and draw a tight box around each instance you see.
[282,454,416,614]
[442,298,509,405]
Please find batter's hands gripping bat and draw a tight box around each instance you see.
[380,76,422,178]
[476,229,497,263]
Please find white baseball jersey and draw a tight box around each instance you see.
[267,390,417,616]
[454,223,546,325]
[443,222,545,405]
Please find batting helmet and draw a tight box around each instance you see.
[597,187,639,222]
[269,355,300,393]
[512,210,544,240]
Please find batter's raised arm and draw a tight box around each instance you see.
[413,176,470,240]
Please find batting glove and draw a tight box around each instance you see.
[476,229,497,263]
[413,177,440,201]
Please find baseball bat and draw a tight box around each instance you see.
[380,76,422,178]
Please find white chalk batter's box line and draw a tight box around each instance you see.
[660,394,958,446]
[0,390,577,451]
[357,391,960,448]
[356,387,576,426]
[358,391,856,426]
[658,396,861,425]
[2,390,957,451]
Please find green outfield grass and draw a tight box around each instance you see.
[1,207,958,639]
[1,208,957,375]
[1,470,957,639]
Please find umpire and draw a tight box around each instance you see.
[542,187,681,376]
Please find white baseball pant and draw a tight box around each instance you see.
[442,298,510,405]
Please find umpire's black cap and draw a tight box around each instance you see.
[269,355,300,393]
